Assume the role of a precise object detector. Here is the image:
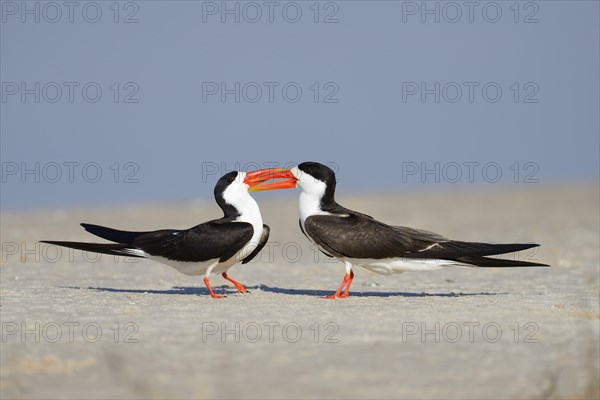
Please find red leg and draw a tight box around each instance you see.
[222,272,249,293]
[204,277,225,298]
[340,270,355,298]
[326,273,353,299]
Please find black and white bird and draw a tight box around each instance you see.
[264,162,549,299]
[41,170,283,298]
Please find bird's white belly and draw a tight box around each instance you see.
[146,256,221,276]
[346,257,465,275]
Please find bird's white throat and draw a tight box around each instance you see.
[298,191,323,225]
[221,176,263,230]
[236,194,263,259]
[234,195,262,227]
[296,172,333,230]
[222,179,264,260]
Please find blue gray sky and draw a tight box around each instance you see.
[1,1,598,210]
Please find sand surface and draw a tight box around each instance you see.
[1,184,599,399]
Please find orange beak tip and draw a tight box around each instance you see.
[249,179,298,192]
[244,168,298,192]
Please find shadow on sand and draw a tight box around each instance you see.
[62,285,507,298]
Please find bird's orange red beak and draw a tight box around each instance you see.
[244,168,298,192]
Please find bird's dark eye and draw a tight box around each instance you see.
[227,176,235,183]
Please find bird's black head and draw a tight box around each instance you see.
[297,162,337,187]
[214,171,242,218]
[294,162,338,206]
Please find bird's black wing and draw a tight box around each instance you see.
[131,221,254,262]
[80,223,149,244]
[242,225,270,264]
[402,236,548,266]
[405,240,541,258]
[42,221,255,263]
[449,255,548,267]
[300,219,334,258]
[299,219,307,238]
[304,215,548,266]
[303,214,448,259]
[40,241,146,258]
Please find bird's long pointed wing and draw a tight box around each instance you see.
[303,215,437,259]
[304,215,545,263]
[43,221,255,263]
[80,223,150,244]
[40,241,145,258]
[131,221,254,262]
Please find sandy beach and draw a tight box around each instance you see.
[1,184,598,399]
